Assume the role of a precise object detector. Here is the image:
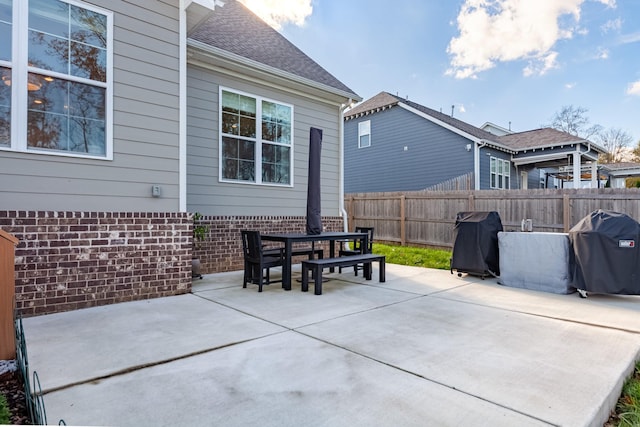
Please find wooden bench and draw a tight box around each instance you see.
[301,254,386,295]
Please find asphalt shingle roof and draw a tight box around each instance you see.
[497,128,584,150]
[345,91,502,142]
[600,162,640,171]
[188,0,358,98]
[346,91,606,155]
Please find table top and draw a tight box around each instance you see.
[261,231,367,242]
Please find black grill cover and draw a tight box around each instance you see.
[569,209,640,294]
[451,211,503,277]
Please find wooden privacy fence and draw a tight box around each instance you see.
[344,188,640,250]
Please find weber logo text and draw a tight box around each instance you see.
[619,240,636,248]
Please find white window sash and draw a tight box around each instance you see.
[2,0,113,160]
[358,120,370,148]
[218,86,294,187]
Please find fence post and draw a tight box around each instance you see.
[400,195,406,246]
[563,194,571,232]
[348,196,354,231]
[468,193,475,211]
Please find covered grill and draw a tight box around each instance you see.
[569,209,640,295]
[450,211,502,278]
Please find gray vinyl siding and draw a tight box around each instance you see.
[186,64,342,217]
[0,0,181,212]
[344,106,475,193]
[527,169,543,189]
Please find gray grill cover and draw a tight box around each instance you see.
[569,209,640,294]
[451,211,502,277]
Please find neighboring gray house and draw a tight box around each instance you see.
[0,0,360,316]
[600,162,640,188]
[344,92,605,193]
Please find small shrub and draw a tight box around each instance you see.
[0,393,10,424]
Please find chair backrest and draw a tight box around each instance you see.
[354,226,374,253]
[241,230,263,261]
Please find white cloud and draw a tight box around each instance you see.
[239,0,312,30]
[565,82,576,89]
[459,104,467,113]
[523,51,559,76]
[446,0,587,79]
[597,48,609,59]
[627,81,640,96]
[619,31,640,44]
[601,18,622,34]
[596,0,616,8]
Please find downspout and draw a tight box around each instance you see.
[339,99,353,232]
[179,0,187,211]
[474,140,487,190]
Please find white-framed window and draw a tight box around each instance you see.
[0,0,113,159]
[358,120,370,148]
[490,156,510,189]
[219,87,293,186]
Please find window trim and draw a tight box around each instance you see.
[490,156,511,189]
[0,0,113,160]
[218,86,294,187]
[358,120,370,148]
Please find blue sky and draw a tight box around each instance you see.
[241,0,640,144]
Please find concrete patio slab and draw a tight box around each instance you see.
[41,331,551,427]
[298,295,640,427]
[20,266,640,427]
[434,279,640,333]
[24,293,286,392]
[196,277,420,329]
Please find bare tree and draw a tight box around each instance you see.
[547,105,602,139]
[597,128,633,163]
[631,140,640,162]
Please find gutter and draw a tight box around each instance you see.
[179,0,187,211]
[474,140,487,190]
[339,99,354,232]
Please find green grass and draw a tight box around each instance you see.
[371,243,451,270]
[0,393,10,424]
[614,362,640,426]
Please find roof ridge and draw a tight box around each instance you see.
[188,0,359,98]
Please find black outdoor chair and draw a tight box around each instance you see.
[339,226,374,275]
[241,230,284,292]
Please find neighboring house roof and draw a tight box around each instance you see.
[188,0,359,100]
[600,162,640,176]
[345,91,606,157]
[345,91,505,146]
[344,91,400,117]
[498,128,595,150]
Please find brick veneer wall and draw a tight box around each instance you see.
[1,211,192,317]
[192,216,343,274]
[1,212,344,316]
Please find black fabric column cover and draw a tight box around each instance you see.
[306,127,323,235]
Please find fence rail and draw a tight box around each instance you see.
[345,188,640,249]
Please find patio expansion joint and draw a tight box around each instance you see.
[430,293,640,336]
[292,328,559,427]
[40,332,289,396]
